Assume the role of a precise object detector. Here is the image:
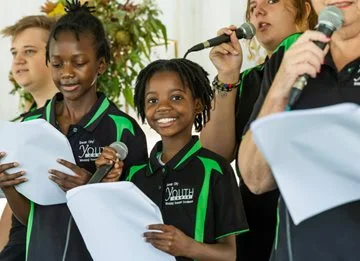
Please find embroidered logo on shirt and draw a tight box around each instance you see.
[78,139,103,162]
[354,67,360,86]
[165,182,194,206]
[354,76,360,86]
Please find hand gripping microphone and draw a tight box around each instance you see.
[287,6,344,110]
[88,141,128,184]
[184,22,256,57]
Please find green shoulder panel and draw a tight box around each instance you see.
[194,156,223,243]
[23,114,42,122]
[174,140,201,169]
[126,164,147,181]
[273,33,302,54]
[45,99,53,122]
[25,201,35,261]
[84,98,110,128]
[109,114,135,141]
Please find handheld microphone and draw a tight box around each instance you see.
[87,141,128,184]
[287,6,344,110]
[184,22,256,57]
[61,142,128,260]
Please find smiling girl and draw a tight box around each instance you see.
[97,58,248,261]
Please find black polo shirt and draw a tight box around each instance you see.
[23,92,148,261]
[236,34,301,261]
[126,136,248,261]
[247,35,360,260]
[235,63,265,144]
[0,216,26,261]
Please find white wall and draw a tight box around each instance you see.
[156,0,254,77]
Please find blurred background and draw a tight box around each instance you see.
[0,0,259,120]
[0,0,261,214]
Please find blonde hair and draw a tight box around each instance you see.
[245,0,318,60]
[1,15,56,39]
[245,0,318,31]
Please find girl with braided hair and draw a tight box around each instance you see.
[96,58,248,261]
[0,1,147,260]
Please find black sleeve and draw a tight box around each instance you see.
[235,69,263,145]
[213,162,248,239]
[242,48,286,135]
[121,119,148,178]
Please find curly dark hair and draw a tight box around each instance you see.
[134,58,214,132]
[45,0,110,64]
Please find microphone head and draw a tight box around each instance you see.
[238,22,256,40]
[110,141,128,160]
[318,6,344,31]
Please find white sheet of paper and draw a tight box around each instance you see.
[251,103,360,225]
[0,119,75,205]
[66,182,175,261]
[0,198,6,216]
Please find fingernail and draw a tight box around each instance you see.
[57,159,62,163]
[20,171,25,175]
[23,178,28,182]
[13,162,19,167]
[233,50,239,55]
[0,152,5,156]
[48,169,54,174]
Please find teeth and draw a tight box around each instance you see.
[157,118,176,124]
[335,2,350,6]
[332,1,352,7]
[62,83,78,86]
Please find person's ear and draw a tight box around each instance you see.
[97,57,107,76]
[304,1,312,21]
[296,1,312,32]
[194,99,204,114]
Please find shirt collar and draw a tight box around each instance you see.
[44,92,111,131]
[147,136,202,175]
[323,52,360,74]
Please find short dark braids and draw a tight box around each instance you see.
[45,0,110,65]
[134,58,214,132]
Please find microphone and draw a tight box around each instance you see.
[87,141,128,184]
[287,6,344,110]
[184,22,256,57]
